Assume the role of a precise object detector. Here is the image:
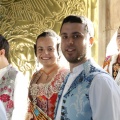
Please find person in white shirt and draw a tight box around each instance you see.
[0,34,28,120]
[0,100,7,120]
[54,15,120,120]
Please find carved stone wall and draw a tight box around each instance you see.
[0,0,98,80]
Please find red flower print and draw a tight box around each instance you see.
[8,88,12,93]
[1,88,3,92]
[7,100,14,109]
[0,94,10,102]
[4,86,7,90]
[2,76,6,80]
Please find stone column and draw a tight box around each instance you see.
[98,0,120,66]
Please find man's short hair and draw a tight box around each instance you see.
[60,15,94,37]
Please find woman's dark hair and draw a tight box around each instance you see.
[34,29,61,57]
[0,34,9,60]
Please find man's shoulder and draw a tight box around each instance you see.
[8,65,20,73]
[7,65,23,79]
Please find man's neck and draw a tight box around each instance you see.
[0,59,9,69]
[70,58,88,72]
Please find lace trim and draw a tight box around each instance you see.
[30,68,68,99]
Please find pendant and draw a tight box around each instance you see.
[34,108,40,116]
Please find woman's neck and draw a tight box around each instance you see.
[42,64,59,74]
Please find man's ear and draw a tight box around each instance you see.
[89,37,94,46]
[0,49,5,55]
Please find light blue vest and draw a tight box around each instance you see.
[54,60,107,120]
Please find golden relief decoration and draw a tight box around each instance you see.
[0,0,97,80]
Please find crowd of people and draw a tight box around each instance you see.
[0,14,120,120]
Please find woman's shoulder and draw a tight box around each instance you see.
[56,67,69,79]
[59,67,69,73]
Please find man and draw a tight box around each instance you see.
[0,35,28,120]
[0,101,7,120]
[54,15,120,120]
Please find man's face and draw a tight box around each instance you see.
[60,22,88,64]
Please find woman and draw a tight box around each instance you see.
[103,27,120,86]
[26,29,69,120]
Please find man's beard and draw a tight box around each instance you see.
[64,53,86,63]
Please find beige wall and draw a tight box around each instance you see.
[98,0,120,66]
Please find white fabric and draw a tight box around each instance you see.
[106,31,118,56]
[89,73,120,120]
[55,64,83,120]
[0,101,7,120]
[0,65,28,120]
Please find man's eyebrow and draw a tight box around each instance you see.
[60,33,67,36]
[72,32,83,35]
[60,32,83,36]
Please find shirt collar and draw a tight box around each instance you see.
[72,64,84,74]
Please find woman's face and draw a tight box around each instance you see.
[36,36,59,67]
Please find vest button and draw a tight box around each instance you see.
[62,106,64,109]
[63,100,66,103]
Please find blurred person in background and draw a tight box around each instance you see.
[103,27,120,86]
[0,34,28,120]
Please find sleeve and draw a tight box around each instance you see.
[0,101,7,120]
[89,73,120,120]
[11,72,29,120]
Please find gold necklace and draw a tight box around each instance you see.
[40,65,59,81]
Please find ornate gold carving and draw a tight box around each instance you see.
[0,0,97,80]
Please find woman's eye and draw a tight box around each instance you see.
[48,48,54,51]
[38,48,43,52]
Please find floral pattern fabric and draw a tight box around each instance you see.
[28,68,69,120]
[0,65,17,120]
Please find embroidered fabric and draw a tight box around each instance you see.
[29,68,69,119]
[112,62,120,79]
[0,65,17,120]
[30,68,67,99]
